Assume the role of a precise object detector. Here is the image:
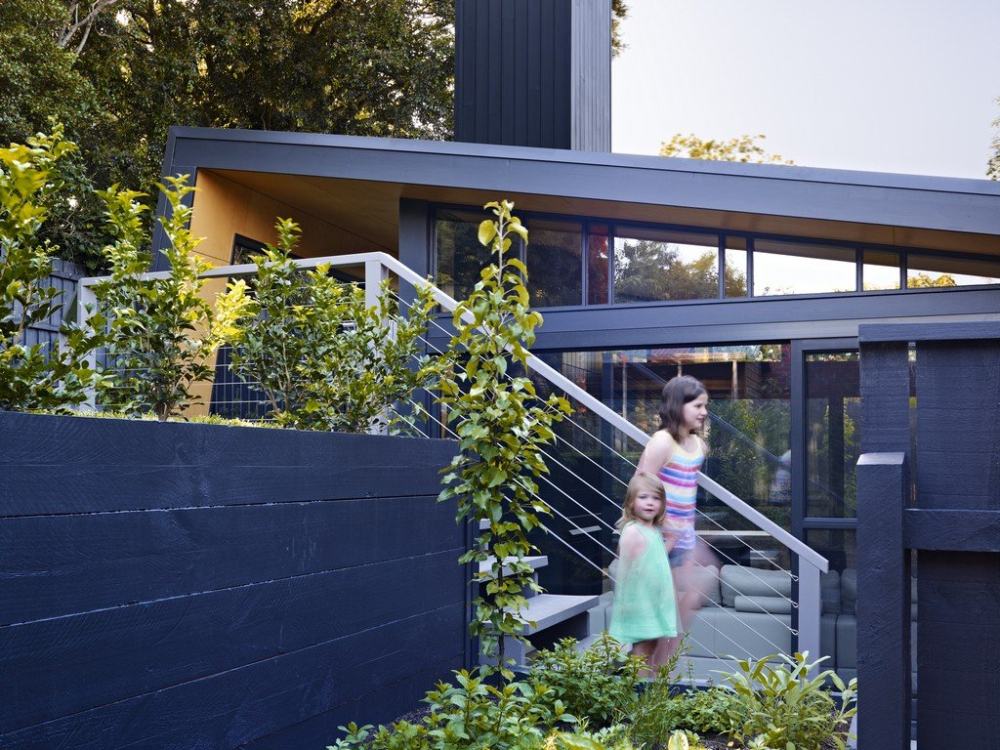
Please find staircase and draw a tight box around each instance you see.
[477,551,610,663]
[77,250,831,675]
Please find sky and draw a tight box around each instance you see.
[612,0,999,179]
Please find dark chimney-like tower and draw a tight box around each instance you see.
[454,0,611,151]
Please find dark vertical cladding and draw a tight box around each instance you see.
[454,0,611,151]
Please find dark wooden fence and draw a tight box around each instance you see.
[0,412,465,749]
[857,322,1000,749]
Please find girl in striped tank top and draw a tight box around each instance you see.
[636,375,712,665]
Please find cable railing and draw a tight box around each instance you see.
[76,251,829,666]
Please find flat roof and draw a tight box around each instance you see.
[165,126,1000,240]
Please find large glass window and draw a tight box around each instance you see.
[432,204,1000,308]
[906,252,1000,288]
[753,240,857,296]
[525,218,583,307]
[862,250,901,291]
[805,351,861,517]
[724,236,749,297]
[613,228,720,303]
[435,209,496,301]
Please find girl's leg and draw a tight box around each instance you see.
[631,639,658,678]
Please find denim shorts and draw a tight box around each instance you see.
[668,546,692,567]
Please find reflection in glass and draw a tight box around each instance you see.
[435,209,495,301]
[724,237,748,297]
[906,253,1000,288]
[805,351,860,517]
[753,240,856,296]
[614,228,720,303]
[862,250,900,291]
[587,224,610,305]
[526,219,582,307]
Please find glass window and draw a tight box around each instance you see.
[753,240,857,296]
[613,227,720,304]
[805,351,860,517]
[724,236,748,297]
[587,223,610,305]
[435,209,496,301]
[906,253,1000,288]
[863,250,900,291]
[526,218,582,307]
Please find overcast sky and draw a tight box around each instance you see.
[612,0,999,179]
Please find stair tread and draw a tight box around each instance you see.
[477,555,548,575]
[514,593,600,635]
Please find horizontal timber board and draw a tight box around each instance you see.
[1,604,464,749]
[242,663,454,749]
[2,550,465,732]
[0,412,456,515]
[905,509,1000,551]
[2,494,461,625]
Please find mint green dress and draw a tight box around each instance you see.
[608,521,678,644]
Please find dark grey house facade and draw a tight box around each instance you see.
[151,0,1000,688]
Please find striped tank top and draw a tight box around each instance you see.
[657,438,705,551]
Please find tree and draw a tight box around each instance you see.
[907,272,957,288]
[613,239,746,302]
[988,95,999,180]
[660,133,794,165]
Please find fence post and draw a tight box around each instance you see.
[856,451,910,750]
[365,260,390,435]
[76,281,98,411]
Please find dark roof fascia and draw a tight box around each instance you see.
[166,126,1000,238]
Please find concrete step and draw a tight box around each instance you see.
[515,593,600,636]
[477,555,548,577]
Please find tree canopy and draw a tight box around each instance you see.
[659,133,794,165]
[2,1,628,269]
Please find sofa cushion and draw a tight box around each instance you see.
[734,595,793,614]
[720,565,792,608]
[685,564,722,606]
[821,569,841,615]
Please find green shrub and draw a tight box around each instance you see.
[327,669,578,750]
[0,124,102,411]
[94,176,250,421]
[226,217,437,432]
[529,634,642,727]
[717,652,857,750]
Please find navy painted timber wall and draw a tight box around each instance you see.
[857,323,1000,750]
[0,412,464,749]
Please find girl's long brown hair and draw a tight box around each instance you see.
[658,375,708,441]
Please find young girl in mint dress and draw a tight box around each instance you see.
[636,374,711,665]
[608,472,678,675]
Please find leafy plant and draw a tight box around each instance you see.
[327,668,579,750]
[94,176,251,421]
[530,634,642,726]
[225,217,437,432]
[437,200,571,673]
[717,652,857,750]
[0,123,102,411]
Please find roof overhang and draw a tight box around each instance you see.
[165,126,1000,255]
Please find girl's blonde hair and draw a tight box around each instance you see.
[617,472,666,529]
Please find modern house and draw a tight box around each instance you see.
[152,0,1000,684]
